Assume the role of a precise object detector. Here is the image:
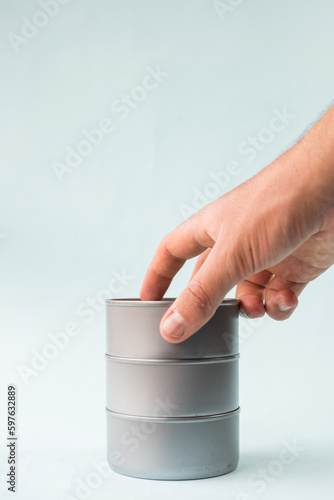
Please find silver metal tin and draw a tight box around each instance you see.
[106,298,239,359]
[106,353,239,417]
[105,298,240,480]
[106,407,240,480]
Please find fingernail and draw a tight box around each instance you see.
[240,308,250,319]
[278,301,293,312]
[162,310,187,338]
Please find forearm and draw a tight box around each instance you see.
[250,103,334,236]
[297,103,334,206]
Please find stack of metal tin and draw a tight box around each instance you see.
[105,298,240,480]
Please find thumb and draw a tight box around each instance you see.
[160,245,236,343]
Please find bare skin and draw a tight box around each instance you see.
[140,105,334,343]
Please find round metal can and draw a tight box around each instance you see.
[105,298,240,480]
[106,353,239,417]
[106,407,240,480]
[106,298,239,359]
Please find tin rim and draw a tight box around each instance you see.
[105,353,240,365]
[105,406,240,423]
[105,298,240,307]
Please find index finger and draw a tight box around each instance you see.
[140,215,215,300]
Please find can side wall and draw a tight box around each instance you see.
[106,301,239,358]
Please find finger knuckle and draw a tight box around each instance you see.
[186,279,213,316]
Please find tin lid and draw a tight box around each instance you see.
[105,406,240,423]
[105,298,240,307]
[106,298,175,306]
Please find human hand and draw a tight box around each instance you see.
[140,105,334,343]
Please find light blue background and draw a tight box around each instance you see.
[1,1,334,498]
